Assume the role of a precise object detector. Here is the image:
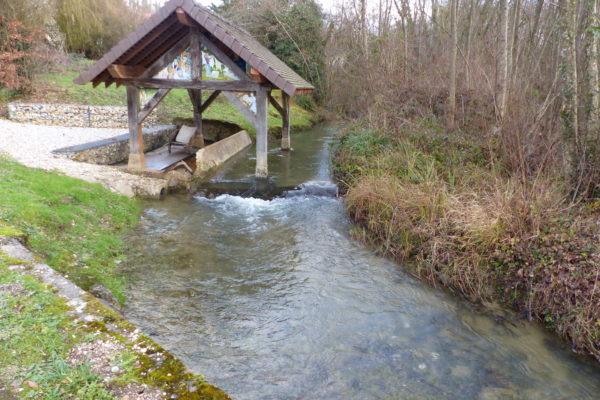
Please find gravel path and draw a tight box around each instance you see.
[0,119,168,197]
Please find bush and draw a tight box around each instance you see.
[334,118,600,361]
[295,94,317,111]
[0,16,46,93]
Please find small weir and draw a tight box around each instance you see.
[121,125,600,399]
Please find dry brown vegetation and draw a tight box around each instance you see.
[333,118,599,360]
[328,0,599,359]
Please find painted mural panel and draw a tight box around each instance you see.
[153,46,256,112]
[154,46,240,81]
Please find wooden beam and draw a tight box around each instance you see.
[200,90,221,113]
[281,92,291,150]
[268,92,284,117]
[188,30,203,147]
[133,26,188,67]
[176,7,196,26]
[119,14,180,65]
[188,89,204,148]
[138,88,171,123]
[108,64,146,79]
[140,34,191,79]
[122,78,263,91]
[196,31,250,81]
[222,91,257,128]
[255,86,269,178]
[190,29,201,81]
[126,86,146,170]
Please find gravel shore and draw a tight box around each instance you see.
[0,119,167,197]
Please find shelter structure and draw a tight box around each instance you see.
[74,0,314,177]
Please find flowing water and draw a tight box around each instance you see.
[122,125,600,399]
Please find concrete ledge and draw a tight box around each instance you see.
[53,125,177,165]
[195,130,252,176]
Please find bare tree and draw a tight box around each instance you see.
[447,0,458,130]
[497,0,510,124]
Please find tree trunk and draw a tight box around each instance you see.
[465,0,477,90]
[447,0,458,130]
[569,0,579,144]
[360,0,368,57]
[497,0,510,123]
[510,0,521,82]
[590,0,600,124]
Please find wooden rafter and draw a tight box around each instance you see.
[176,7,196,26]
[136,26,189,69]
[117,14,180,65]
[200,90,221,113]
[140,34,191,79]
[121,78,266,91]
[108,64,147,79]
[222,91,257,128]
[267,92,284,117]
[138,88,171,123]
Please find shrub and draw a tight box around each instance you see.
[0,16,46,93]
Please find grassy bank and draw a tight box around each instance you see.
[333,118,600,361]
[5,58,315,134]
[0,248,229,399]
[0,156,140,304]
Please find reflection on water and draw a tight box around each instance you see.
[122,125,600,399]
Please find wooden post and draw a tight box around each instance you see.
[255,86,269,178]
[188,89,204,148]
[281,92,291,150]
[127,86,146,170]
[189,29,204,148]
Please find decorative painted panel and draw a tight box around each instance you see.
[153,46,256,112]
[154,46,240,81]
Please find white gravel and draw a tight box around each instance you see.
[0,119,167,197]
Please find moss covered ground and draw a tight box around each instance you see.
[0,245,230,399]
[333,118,600,362]
[13,58,315,135]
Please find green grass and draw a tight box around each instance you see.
[0,258,230,399]
[0,156,140,304]
[0,262,117,399]
[24,59,315,134]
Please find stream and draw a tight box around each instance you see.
[122,125,600,399]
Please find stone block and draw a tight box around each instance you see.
[194,130,252,176]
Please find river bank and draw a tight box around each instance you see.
[0,155,230,398]
[332,118,600,362]
[119,124,600,399]
[0,235,230,400]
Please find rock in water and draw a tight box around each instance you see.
[90,283,121,311]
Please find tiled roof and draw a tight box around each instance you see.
[74,0,314,96]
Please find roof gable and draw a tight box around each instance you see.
[73,0,314,96]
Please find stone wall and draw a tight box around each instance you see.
[7,103,158,128]
[53,125,177,165]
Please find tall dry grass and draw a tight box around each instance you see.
[334,121,600,360]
